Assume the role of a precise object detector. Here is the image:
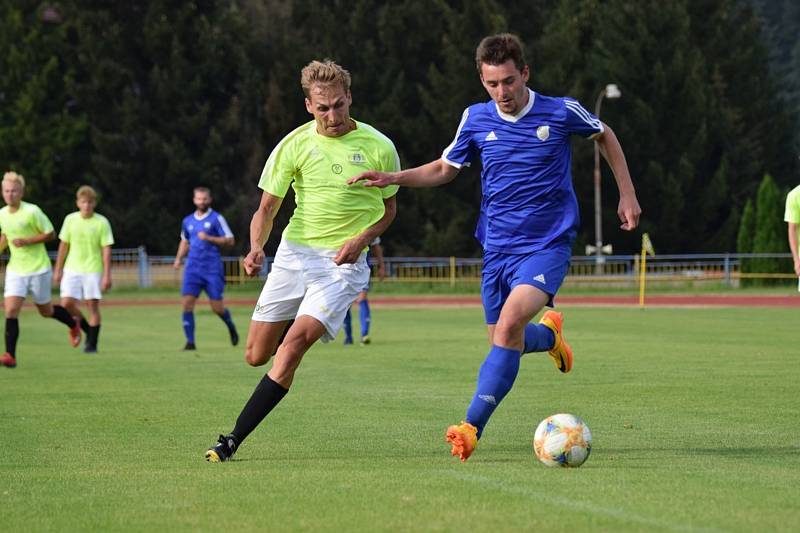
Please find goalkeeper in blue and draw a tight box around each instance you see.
[350,34,641,461]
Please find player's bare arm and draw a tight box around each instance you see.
[788,222,800,276]
[244,191,283,276]
[102,245,113,290]
[173,239,189,269]
[198,232,235,248]
[0,233,7,253]
[334,195,397,266]
[348,159,459,189]
[53,240,70,283]
[12,230,55,248]
[595,123,641,231]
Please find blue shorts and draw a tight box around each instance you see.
[182,269,225,300]
[481,245,571,325]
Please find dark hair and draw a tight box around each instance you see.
[475,33,527,73]
[193,186,211,196]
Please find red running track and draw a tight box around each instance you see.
[100,294,800,308]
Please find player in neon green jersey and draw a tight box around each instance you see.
[53,185,115,353]
[0,172,82,368]
[205,59,400,461]
[785,184,800,280]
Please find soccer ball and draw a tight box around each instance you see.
[533,413,592,467]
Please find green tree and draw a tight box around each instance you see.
[751,174,788,282]
[65,1,261,253]
[0,3,88,220]
[736,198,755,282]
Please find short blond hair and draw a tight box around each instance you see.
[301,59,351,97]
[76,185,97,202]
[3,171,25,189]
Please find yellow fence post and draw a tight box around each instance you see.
[639,233,655,308]
[450,256,456,288]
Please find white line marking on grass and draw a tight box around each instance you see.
[444,471,726,533]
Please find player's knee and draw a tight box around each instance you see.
[493,319,523,347]
[244,349,269,366]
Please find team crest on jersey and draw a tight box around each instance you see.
[188,224,194,232]
[332,164,343,174]
[349,152,366,164]
[536,125,550,141]
[204,222,211,229]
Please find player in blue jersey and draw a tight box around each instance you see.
[342,237,385,345]
[173,187,239,350]
[350,34,641,461]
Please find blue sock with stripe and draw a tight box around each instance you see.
[522,323,555,354]
[465,345,521,439]
[182,311,195,344]
[359,299,371,338]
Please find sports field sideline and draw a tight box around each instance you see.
[1,302,798,532]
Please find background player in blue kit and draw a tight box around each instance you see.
[173,187,238,350]
[342,237,385,345]
[351,34,641,461]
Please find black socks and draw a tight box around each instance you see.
[51,305,75,328]
[231,374,289,444]
[5,318,19,356]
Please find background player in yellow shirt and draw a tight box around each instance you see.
[54,186,115,353]
[0,172,82,368]
[205,59,400,461]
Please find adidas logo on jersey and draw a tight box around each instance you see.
[485,131,497,141]
[478,394,497,405]
[533,273,546,284]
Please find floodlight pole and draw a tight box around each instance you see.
[593,84,621,272]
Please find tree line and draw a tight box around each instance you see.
[1,0,798,257]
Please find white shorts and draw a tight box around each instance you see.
[4,269,52,305]
[252,240,369,342]
[60,270,103,300]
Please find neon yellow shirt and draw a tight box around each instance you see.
[59,212,115,273]
[0,201,55,274]
[259,120,400,250]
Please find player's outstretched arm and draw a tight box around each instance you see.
[348,159,460,189]
[334,195,396,266]
[244,191,283,276]
[596,123,641,231]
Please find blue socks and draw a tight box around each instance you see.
[220,308,235,331]
[182,311,195,344]
[522,323,555,354]
[343,309,353,343]
[359,300,371,338]
[465,345,521,439]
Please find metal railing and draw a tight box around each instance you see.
[0,249,794,288]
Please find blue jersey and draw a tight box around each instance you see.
[442,89,603,254]
[180,209,233,273]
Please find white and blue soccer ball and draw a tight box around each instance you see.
[533,413,592,467]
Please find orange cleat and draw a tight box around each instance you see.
[69,317,81,348]
[1,352,17,368]
[539,310,573,373]
[446,421,478,462]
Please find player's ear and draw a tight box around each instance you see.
[304,97,313,114]
[521,65,530,83]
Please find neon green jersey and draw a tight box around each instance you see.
[0,201,55,274]
[59,212,115,273]
[259,119,400,250]
[785,185,800,224]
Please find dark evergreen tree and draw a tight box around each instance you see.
[0,2,88,220]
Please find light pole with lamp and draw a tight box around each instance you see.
[588,83,621,270]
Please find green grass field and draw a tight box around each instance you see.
[1,302,798,532]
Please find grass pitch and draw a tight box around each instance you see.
[1,302,798,532]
